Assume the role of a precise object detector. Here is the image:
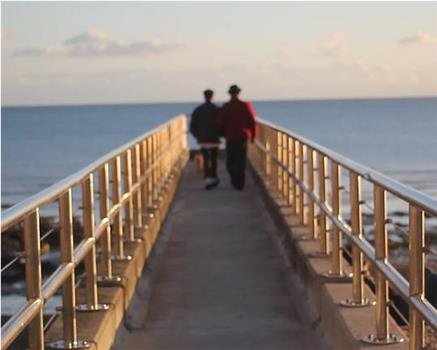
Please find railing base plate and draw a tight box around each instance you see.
[111,254,133,261]
[321,271,353,282]
[361,333,404,345]
[47,340,90,349]
[339,298,376,308]
[123,238,144,244]
[76,303,110,312]
[97,275,123,286]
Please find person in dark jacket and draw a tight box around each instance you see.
[190,89,220,190]
[216,84,256,190]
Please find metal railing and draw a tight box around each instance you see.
[249,117,437,349]
[1,115,188,350]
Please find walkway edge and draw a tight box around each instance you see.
[44,152,189,350]
[248,161,408,350]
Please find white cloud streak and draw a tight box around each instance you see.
[399,32,436,45]
[14,30,181,57]
[320,32,346,57]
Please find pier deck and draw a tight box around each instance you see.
[113,159,329,349]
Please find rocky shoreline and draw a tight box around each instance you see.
[1,216,84,289]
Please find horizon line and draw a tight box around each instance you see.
[2,94,437,109]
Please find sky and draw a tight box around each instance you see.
[1,1,437,106]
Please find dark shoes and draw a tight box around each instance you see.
[231,179,244,191]
[205,178,220,190]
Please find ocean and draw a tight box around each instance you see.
[2,97,437,207]
[1,97,437,315]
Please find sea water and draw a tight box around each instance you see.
[2,97,436,207]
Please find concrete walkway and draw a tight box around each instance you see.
[113,159,329,349]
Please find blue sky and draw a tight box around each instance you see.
[2,1,437,106]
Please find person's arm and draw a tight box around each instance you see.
[246,102,257,142]
[215,105,225,137]
[189,109,199,138]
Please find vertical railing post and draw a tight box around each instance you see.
[147,137,153,208]
[277,132,283,195]
[324,160,350,278]
[111,156,131,261]
[298,142,305,223]
[77,174,109,312]
[157,131,162,193]
[318,153,329,255]
[272,129,278,191]
[48,190,90,349]
[282,133,289,201]
[97,164,121,285]
[341,172,374,307]
[123,149,135,242]
[151,133,162,238]
[290,137,296,212]
[362,185,403,344]
[24,209,44,350]
[307,147,316,239]
[409,205,425,350]
[132,144,143,232]
[265,131,270,179]
[287,137,293,206]
[375,186,389,340]
[153,134,158,202]
[140,140,149,221]
[331,160,342,273]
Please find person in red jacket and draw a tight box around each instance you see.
[216,84,256,190]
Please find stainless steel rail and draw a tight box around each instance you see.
[1,115,189,350]
[249,117,437,350]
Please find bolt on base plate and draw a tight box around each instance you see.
[361,333,404,345]
[97,275,122,286]
[339,298,376,308]
[111,254,133,261]
[47,340,90,349]
[321,270,353,282]
[76,303,110,312]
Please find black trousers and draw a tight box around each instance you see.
[201,147,218,179]
[226,138,247,190]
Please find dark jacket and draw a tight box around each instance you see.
[190,102,220,143]
[216,99,256,140]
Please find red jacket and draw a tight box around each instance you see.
[216,99,257,140]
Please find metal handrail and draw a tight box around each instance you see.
[249,118,437,349]
[1,115,185,231]
[257,117,437,215]
[1,115,189,350]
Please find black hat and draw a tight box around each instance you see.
[228,84,241,94]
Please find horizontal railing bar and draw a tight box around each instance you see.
[255,139,437,330]
[73,237,95,267]
[1,115,186,231]
[1,117,187,350]
[37,143,186,303]
[257,118,437,215]
[1,298,42,349]
[41,262,75,300]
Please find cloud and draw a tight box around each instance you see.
[320,32,346,57]
[398,32,436,45]
[16,46,68,56]
[2,29,17,40]
[14,30,181,57]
